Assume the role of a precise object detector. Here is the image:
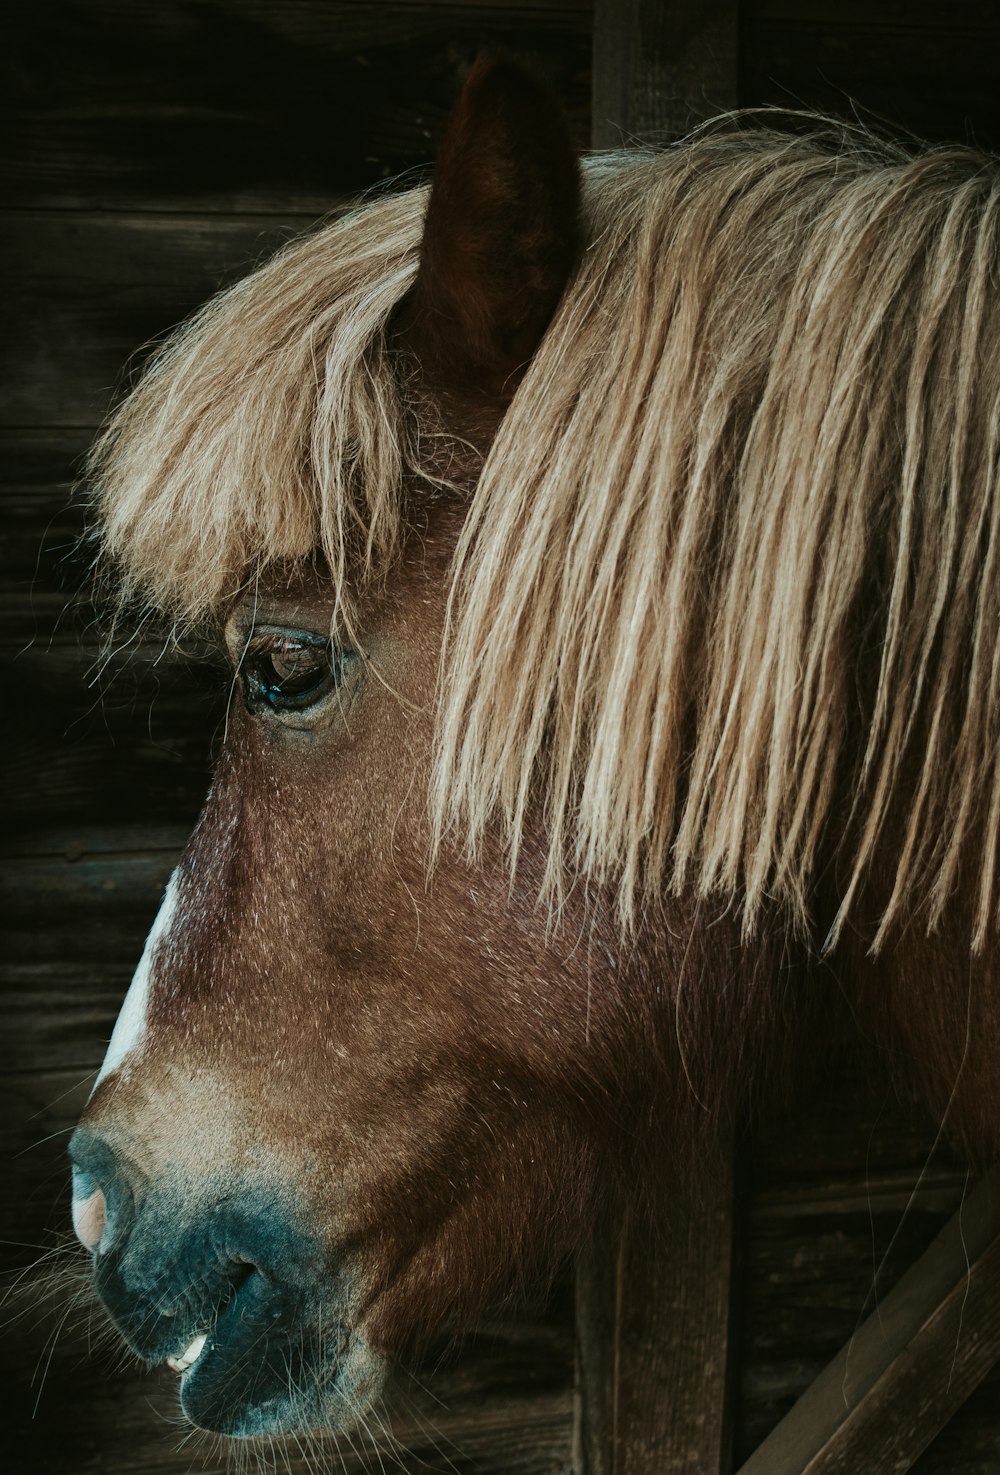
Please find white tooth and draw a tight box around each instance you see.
[166,1333,207,1374]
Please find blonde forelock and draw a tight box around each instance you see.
[89,188,428,640]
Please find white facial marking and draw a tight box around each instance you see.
[94,872,180,1088]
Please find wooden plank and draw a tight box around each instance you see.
[0,851,180,964]
[582,12,741,1471]
[0,210,313,427]
[0,822,192,860]
[737,1192,962,1458]
[2,643,220,829]
[0,436,223,826]
[0,965,130,1075]
[749,1,1000,29]
[572,1063,984,1475]
[2,0,590,213]
[752,1169,971,1220]
[574,1214,617,1474]
[738,1168,1000,1474]
[735,1062,975,1463]
[742,15,1000,151]
[0,429,95,644]
[575,1147,739,1474]
[592,0,739,147]
[910,1368,1000,1475]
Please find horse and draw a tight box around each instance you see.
[68,57,1000,1442]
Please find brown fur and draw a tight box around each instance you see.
[86,534,796,1358]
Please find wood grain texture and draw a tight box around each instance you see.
[743,4,1000,151]
[575,1149,739,1474]
[0,430,92,642]
[3,642,222,829]
[738,1170,1000,1474]
[2,212,314,426]
[592,0,739,146]
[2,0,590,213]
[749,1,1000,29]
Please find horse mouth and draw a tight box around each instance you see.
[152,1270,385,1438]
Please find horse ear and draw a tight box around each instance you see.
[403,56,581,401]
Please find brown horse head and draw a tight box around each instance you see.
[71,57,1000,1441]
[69,60,770,1439]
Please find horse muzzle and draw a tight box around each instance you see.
[68,1126,385,1437]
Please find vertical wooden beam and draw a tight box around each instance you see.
[574,1215,618,1475]
[577,10,743,1473]
[575,1148,741,1475]
[592,0,740,148]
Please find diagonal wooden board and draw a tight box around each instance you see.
[738,1166,1000,1474]
[574,1158,1000,1475]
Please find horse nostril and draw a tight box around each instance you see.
[69,1127,135,1253]
[72,1186,107,1250]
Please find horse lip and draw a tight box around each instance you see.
[176,1271,319,1434]
[158,1262,259,1372]
[120,1260,381,1435]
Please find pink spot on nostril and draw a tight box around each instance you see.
[72,1187,106,1249]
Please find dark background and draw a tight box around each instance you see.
[3,3,1000,1472]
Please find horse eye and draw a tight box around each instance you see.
[241,632,341,714]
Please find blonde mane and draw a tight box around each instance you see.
[90,189,427,635]
[90,124,1000,951]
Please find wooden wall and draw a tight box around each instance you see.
[3,4,1000,1472]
